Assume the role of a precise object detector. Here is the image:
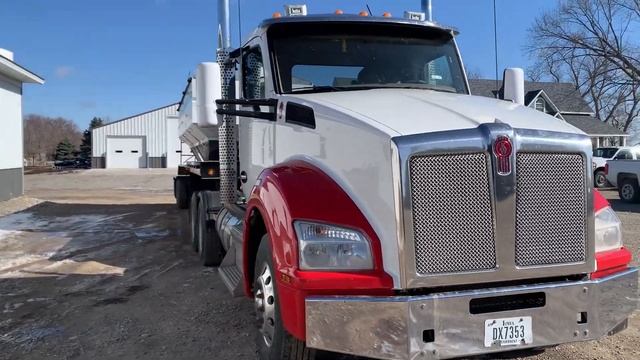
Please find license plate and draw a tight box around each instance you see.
[484,316,532,347]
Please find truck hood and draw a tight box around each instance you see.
[290,89,584,136]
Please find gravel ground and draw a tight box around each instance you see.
[0,170,637,360]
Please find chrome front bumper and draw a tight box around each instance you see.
[305,268,638,360]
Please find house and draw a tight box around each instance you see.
[91,104,193,169]
[0,49,44,202]
[469,79,628,148]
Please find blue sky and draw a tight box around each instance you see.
[1,0,559,129]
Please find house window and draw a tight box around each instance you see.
[534,98,546,113]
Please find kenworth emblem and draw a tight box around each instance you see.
[493,136,513,175]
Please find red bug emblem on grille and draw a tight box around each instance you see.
[493,136,513,175]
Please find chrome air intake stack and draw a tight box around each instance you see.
[217,0,237,205]
[421,0,433,21]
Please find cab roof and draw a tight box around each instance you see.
[248,14,458,40]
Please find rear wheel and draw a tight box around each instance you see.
[175,176,190,209]
[594,170,609,188]
[619,179,640,203]
[197,191,224,266]
[254,235,316,360]
[189,192,200,252]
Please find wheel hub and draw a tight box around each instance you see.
[622,184,634,200]
[254,264,276,347]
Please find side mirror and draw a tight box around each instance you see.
[196,62,222,126]
[502,68,525,106]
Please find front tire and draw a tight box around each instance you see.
[619,179,640,203]
[254,235,316,360]
[594,170,609,188]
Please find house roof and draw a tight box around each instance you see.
[468,79,626,136]
[563,114,627,136]
[468,79,593,113]
[0,54,44,84]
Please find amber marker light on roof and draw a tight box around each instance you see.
[335,9,344,15]
[358,10,369,16]
[272,12,282,18]
[382,12,392,17]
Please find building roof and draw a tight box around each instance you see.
[0,54,44,84]
[563,114,628,136]
[468,79,593,113]
[94,103,179,129]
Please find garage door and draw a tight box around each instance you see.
[106,137,147,168]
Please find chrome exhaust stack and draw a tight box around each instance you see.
[217,0,238,206]
[421,0,433,21]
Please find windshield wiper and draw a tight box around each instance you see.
[288,83,459,94]
[366,83,458,93]
[289,83,458,94]
[289,85,344,94]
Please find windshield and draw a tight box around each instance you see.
[593,147,618,158]
[269,22,467,94]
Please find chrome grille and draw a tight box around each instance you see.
[515,153,587,267]
[410,153,496,275]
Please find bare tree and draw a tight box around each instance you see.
[24,115,82,165]
[527,0,640,131]
[465,66,483,80]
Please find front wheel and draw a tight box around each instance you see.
[254,235,316,360]
[619,179,640,203]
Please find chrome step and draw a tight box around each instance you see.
[216,206,246,297]
[218,263,244,297]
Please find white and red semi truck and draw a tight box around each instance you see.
[173,2,638,359]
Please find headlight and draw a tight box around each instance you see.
[294,221,373,271]
[595,206,623,253]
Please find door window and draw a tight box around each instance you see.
[243,48,265,99]
[614,150,632,160]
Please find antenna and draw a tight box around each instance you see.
[366,4,373,16]
[493,0,499,97]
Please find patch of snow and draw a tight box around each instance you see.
[0,230,21,241]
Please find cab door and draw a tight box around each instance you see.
[237,44,275,196]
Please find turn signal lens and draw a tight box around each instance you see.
[294,221,373,271]
[382,12,392,17]
[359,10,369,16]
[335,9,344,15]
[272,12,282,18]
[595,206,623,253]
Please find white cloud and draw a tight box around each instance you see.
[54,66,74,79]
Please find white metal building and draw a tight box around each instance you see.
[0,49,44,201]
[92,103,192,168]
